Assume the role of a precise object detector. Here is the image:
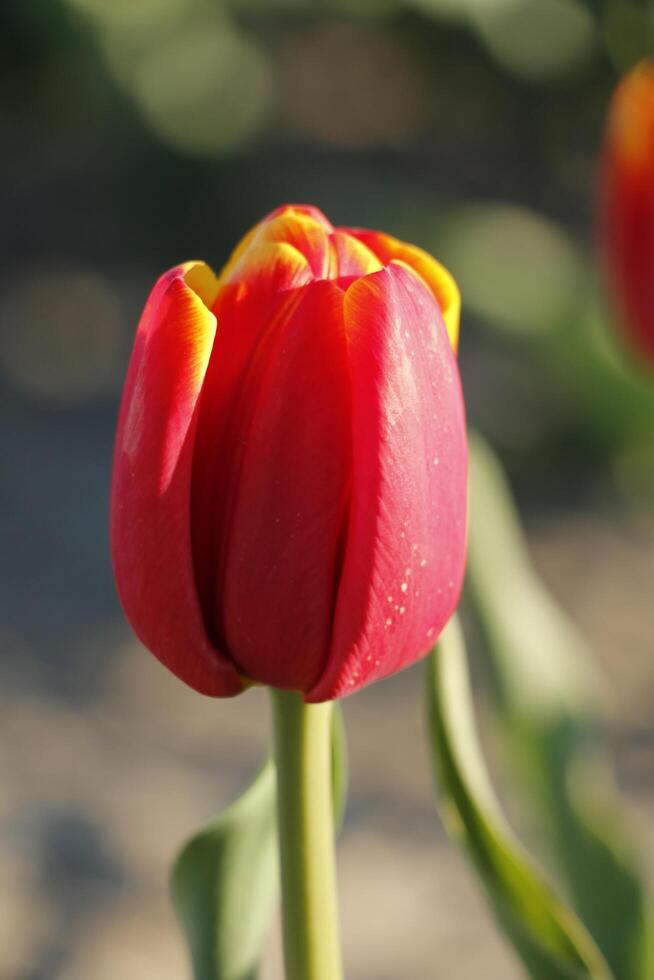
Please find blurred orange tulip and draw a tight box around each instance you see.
[600,61,654,364]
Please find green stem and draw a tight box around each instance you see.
[271,689,343,980]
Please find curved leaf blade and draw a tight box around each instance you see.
[427,616,613,980]
[467,434,654,980]
[171,760,278,980]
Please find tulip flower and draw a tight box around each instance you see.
[599,60,654,363]
[110,204,467,702]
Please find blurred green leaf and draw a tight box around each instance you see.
[467,434,654,980]
[129,24,273,156]
[466,0,597,82]
[602,0,654,71]
[171,706,347,980]
[427,616,613,980]
[438,202,584,338]
[405,0,468,23]
[547,299,654,452]
[171,760,278,980]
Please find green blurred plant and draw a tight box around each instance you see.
[427,616,612,980]
[460,434,654,979]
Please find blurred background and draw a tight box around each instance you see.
[2,0,654,977]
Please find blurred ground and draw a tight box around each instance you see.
[2,405,654,980]
[2,1,654,978]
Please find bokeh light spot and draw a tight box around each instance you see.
[0,265,123,405]
[66,0,189,34]
[405,0,469,22]
[130,24,273,156]
[438,203,584,336]
[467,0,597,81]
[278,25,425,147]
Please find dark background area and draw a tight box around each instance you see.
[1,1,653,978]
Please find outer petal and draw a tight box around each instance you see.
[110,263,243,697]
[308,262,468,702]
[348,229,461,352]
[219,206,333,285]
[220,281,351,692]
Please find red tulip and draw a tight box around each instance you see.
[600,61,654,363]
[110,205,467,701]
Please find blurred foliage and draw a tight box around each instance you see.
[438,203,585,337]
[3,0,654,458]
[603,0,654,68]
[466,435,654,979]
[172,761,278,980]
[428,618,612,980]
[466,0,598,81]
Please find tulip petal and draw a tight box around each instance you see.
[349,229,461,352]
[264,203,334,232]
[216,206,333,290]
[250,211,333,280]
[111,263,243,697]
[331,231,383,278]
[191,243,313,624]
[308,262,468,702]
[219,280,351,692]
[224,240,311,289]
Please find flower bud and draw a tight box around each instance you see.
[110,205,468,700]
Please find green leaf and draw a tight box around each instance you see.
[427,616,613,980]
[171,760,278,980]
[467,434,654,980]
[171,705,347,980]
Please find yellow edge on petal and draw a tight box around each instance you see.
[182,260,222,309]
[214,229,258,291]
[390,255,460,353]
[223,241,311,287]
[175,263,222,402]
[608,60,654,171]
[331,232,384,278]
[431,259,460,354]
[119,262,220,495]
[351,231,461,353]
[215,209,332,288]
